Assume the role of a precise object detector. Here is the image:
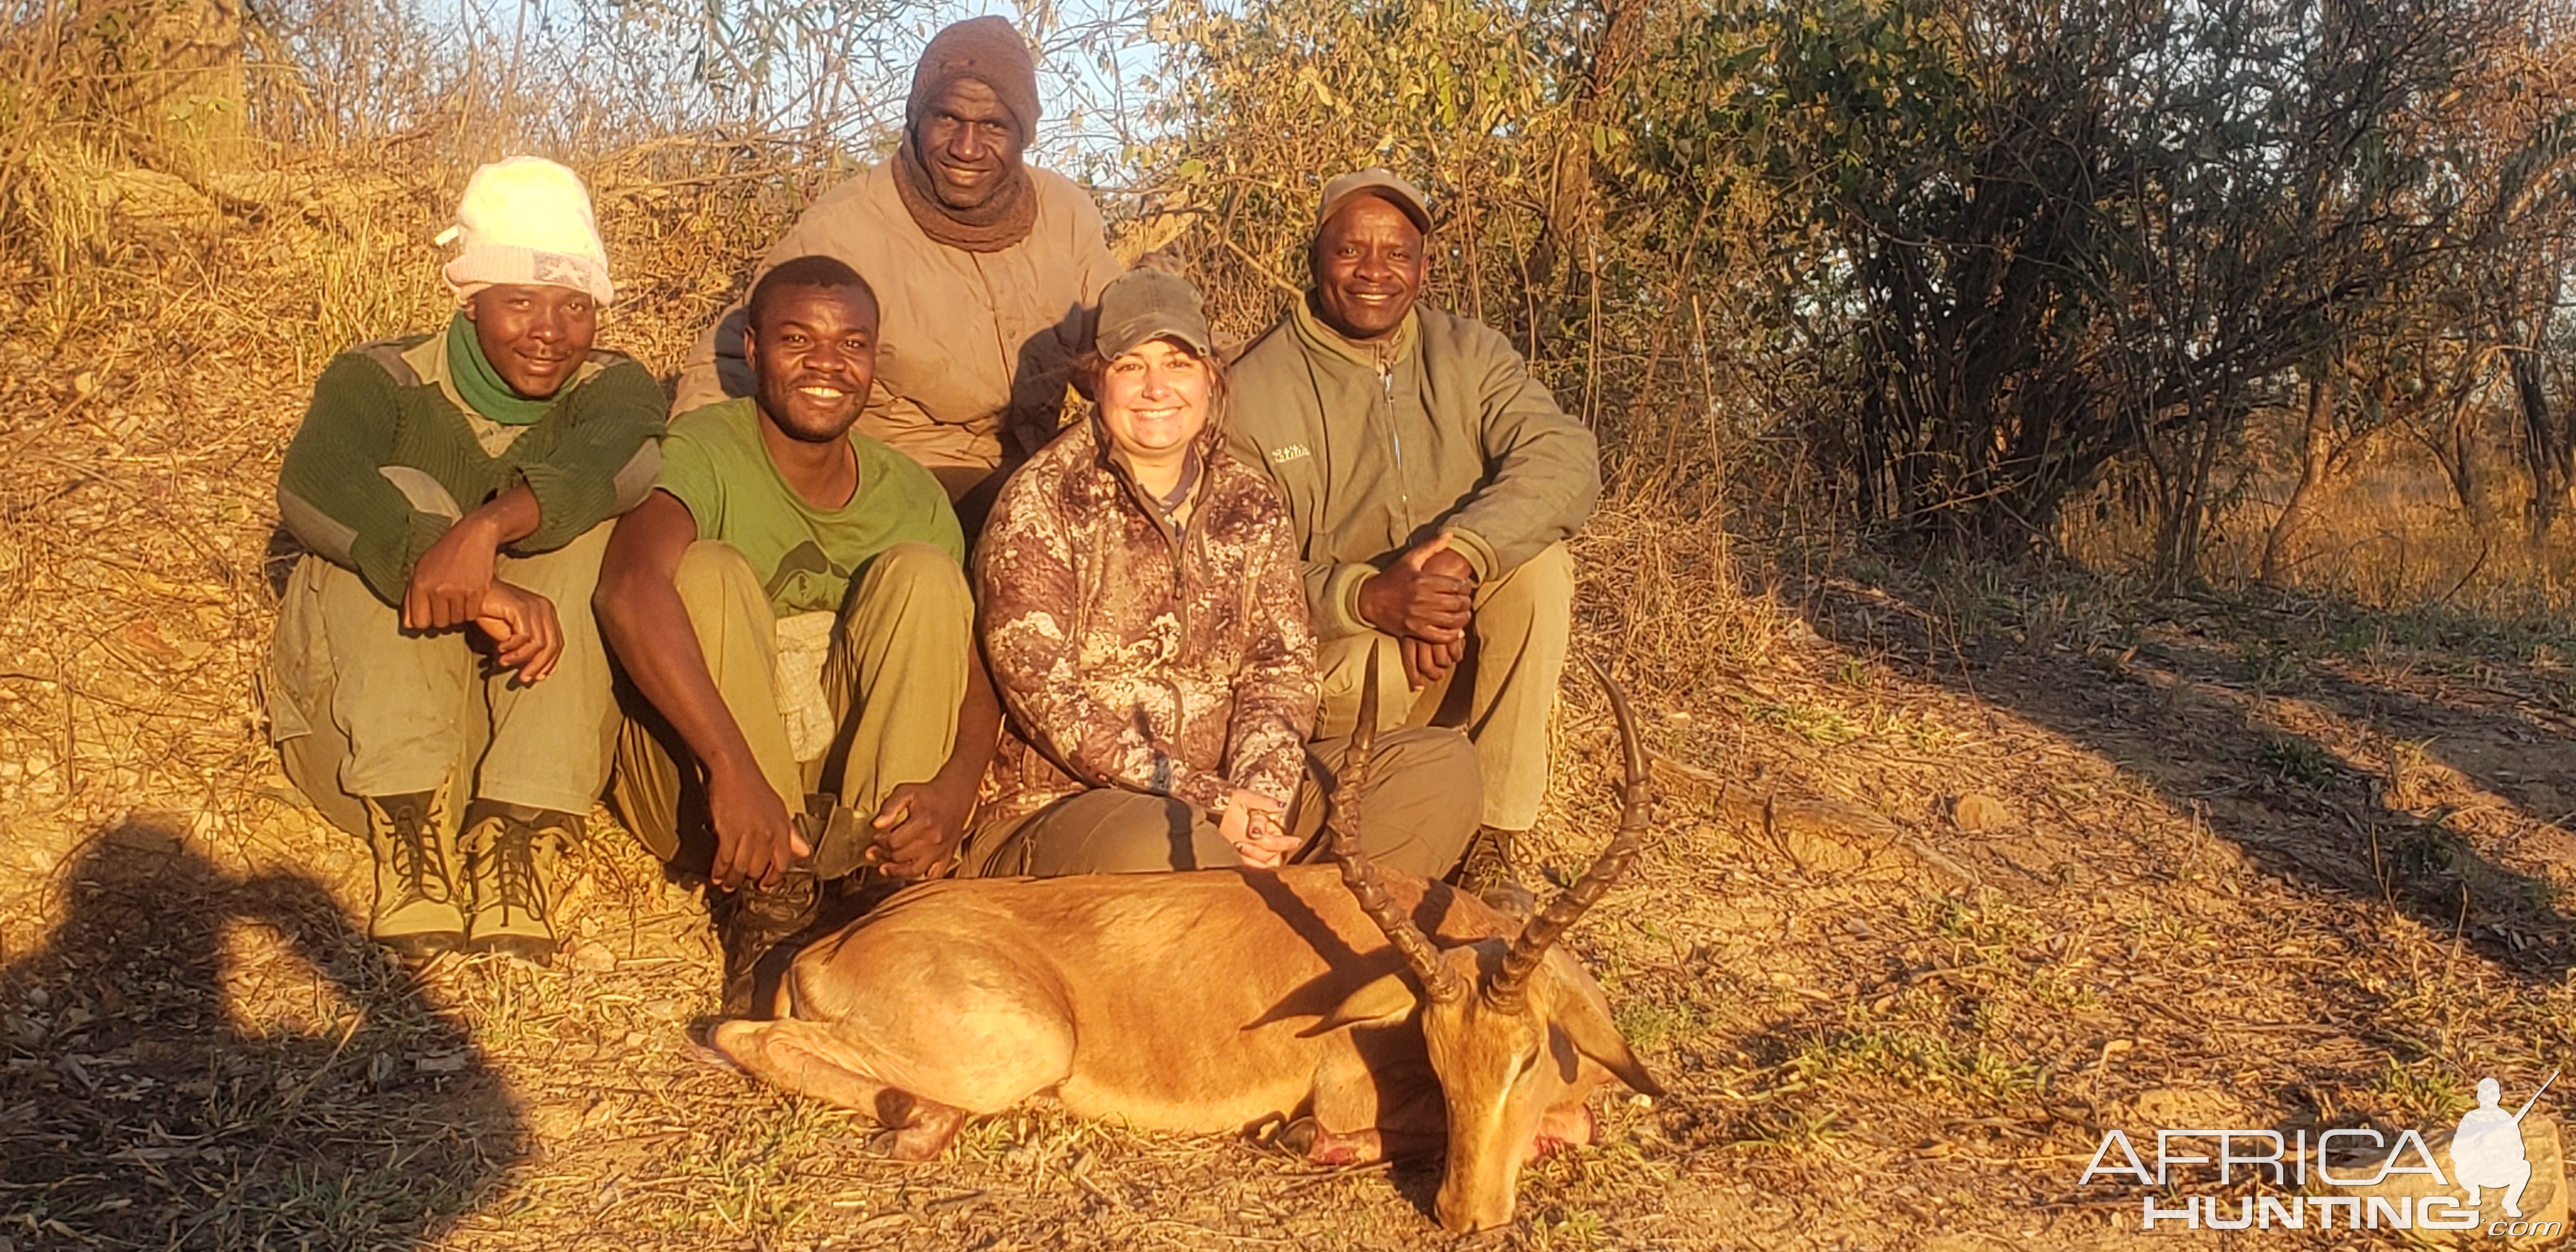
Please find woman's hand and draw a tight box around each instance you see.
[1218,789,1297,868]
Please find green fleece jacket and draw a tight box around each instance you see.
[1224,297,1601,638]
[276,324,667,606]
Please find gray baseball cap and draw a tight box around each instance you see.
[1094,267,1215,360]
[1317,167,1433,236]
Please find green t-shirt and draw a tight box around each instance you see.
[656,399,965,616]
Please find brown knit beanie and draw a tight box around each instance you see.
[907,17,1041,141]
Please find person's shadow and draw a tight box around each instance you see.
[0,817,519,1248]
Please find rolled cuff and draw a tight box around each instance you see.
[1314,561,1379,639]
[1445,525,1499,585]
[1168,764,1230,816]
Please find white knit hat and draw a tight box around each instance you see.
[436,156,615,305]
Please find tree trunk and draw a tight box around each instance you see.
[101,0,250,171]
[1515,0,1646,358]
[2428,395,2498,540]
[2261,369,2340,587]
[2512,344,2568,540]
[2152,398,2235,593]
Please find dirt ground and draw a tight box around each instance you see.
[10,172,2576,1252]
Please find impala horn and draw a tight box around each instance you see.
[1486,656,1652,1011]
[1329,648,1464,1003]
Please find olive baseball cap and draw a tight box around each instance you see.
[1094,267,1215,360]
[1317,167,1434,236]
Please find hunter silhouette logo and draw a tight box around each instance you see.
[2080,1069,2565,1236]
[2453,1072,2554,1219]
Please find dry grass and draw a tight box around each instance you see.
[14,132,2576,1252]
[2062,409,2576,624]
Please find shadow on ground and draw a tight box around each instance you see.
[1807,574,2576,981]
[0,816,519,1249]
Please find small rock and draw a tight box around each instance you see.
[526,1103,582,1140]
[1952,792,2014,833]
[2128,1086,2238,1128]
[416,1051,469,1074]
[567,942,615,973]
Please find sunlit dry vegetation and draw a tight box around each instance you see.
[17,0,2576,1247]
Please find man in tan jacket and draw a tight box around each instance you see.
[675,17,1121,526]
[1225,170,1602,897]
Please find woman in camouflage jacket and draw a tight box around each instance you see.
[964,270,1478,878]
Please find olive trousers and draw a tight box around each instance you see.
[608,540,970,873]
[962,726,1481,880]
[1312,542,1575,832]
[266,524,619,838]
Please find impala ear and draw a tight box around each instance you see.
[1308,972,1422,1035]
[1549,974,1666,1099]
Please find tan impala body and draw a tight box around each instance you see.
[710,659,1660,1232]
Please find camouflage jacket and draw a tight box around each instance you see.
[975,418,1319,827]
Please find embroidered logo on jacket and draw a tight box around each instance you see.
[1268,443,1312,464]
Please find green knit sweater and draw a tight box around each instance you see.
[277,323,668,605]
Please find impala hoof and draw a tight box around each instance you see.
[1273,1116,1321,1157]
[1275,1117,1378,1166]
[689,1018,753,1074]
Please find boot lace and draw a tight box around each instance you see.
[487,821,558,926]
[379,797,451,908]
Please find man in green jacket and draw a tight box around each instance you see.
[269,156,664,962]
[1226,169,1600,894]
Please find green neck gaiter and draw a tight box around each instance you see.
[445,312,559,426]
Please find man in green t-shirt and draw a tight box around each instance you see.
[268,156,664,964]
[596,256,1001,1014]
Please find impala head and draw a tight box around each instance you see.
[1322,653,1662,1233]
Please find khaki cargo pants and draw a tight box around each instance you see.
[962,726,1480,880]
[266,526,620,839]
[1314,541,1574,832]
[608,541,969,872]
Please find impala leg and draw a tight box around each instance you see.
[1300,1042,1446,1164]
[707,1019,970,1159]
[1528,1102,1597,1159]
[1280,1118,1384,1166]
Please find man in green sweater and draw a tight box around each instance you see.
[268,156,665,962]
[597,256,1001,1016]
[1225,169,1602,898]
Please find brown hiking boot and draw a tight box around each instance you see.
[364,788,463,958]
[460,801,578,963]
[1456,826,1536,920]
[712,871,820,1018]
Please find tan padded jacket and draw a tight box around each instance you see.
[676,161,1123,471]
